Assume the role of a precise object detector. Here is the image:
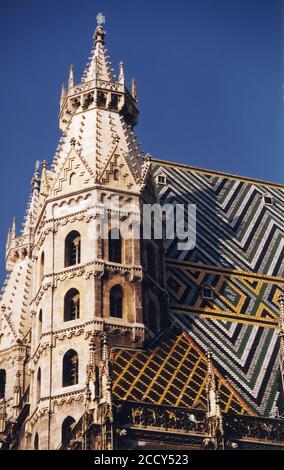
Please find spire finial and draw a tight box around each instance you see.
[96,12,106,27]
[94,13,106,45]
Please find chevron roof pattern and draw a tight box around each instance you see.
[152,161,284,417]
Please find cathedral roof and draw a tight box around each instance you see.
[113,161,284,418]
[112,322,251,415]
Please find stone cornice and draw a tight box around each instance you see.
[31,260,143,305]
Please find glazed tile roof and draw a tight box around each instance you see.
[152,162,284,416]
[112,323,251,415]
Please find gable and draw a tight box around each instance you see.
[99,145,138,190]
[51,147,95,197]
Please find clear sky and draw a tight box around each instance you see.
[0,0,283,283]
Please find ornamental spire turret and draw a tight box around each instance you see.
[131,78,137,101]
[118,61,125,85]
[11,218,16,240]
[59,13,140,142]
[60,82,67,107]
[68,64,74,89]
[31,160,40,194]
[82,14,114,83]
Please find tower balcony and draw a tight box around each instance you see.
[59,79,139,132]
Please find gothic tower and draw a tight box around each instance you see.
[0,17,168,450]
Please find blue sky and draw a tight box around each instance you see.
[0,0,283,282]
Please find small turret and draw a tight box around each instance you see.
[31,161,41,194]
[68,64,74,89]
[11,218,16,240]
[6,228,11,253]
[131,78,137,101]
[118,61,125,85]
[60,82,67,108]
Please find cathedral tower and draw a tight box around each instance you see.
[0,16,168,450]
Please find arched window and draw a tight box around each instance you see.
[34,433,39,450]
[38,309,42,341]
[148,301,158,333]
[108,228,122,263]
[0,370,6,399]
[63,350,79,387]
[64,289,80,322]
[69,172,75,185]
[110,285,123,318]
[36,368,41,403]
[113,169,119,181]
[65,231,81,267]
[39,252,45,279]
[147,244,156,279]
[61,416,76,445]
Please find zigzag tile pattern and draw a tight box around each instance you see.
[154,164,284,275]
[153,162,284,417]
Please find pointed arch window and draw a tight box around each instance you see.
[36,368,41,403]
[63,350,79,387]
[110,285,123,318]
[113,169,119,181]
[97,91,107,107]
[0,369,6,399]
[65,231,81,267]
[109,94,119,110]
[108,228,122,263]
[64,288,80,322]
[61,416,76,446]
[38,309,42,341]
[147,244,156,279]
[39,252,45,280]
[34,433,39,450]
[69,172,76,185]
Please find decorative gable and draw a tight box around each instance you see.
[98,144,138,190]
[51,146,95,197]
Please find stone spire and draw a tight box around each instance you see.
[82,19,114,83]
[56,14,141,184]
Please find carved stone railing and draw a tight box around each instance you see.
[224,414,284,444]
[115,400,208,434]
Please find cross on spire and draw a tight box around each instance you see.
[96,12,105,26]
